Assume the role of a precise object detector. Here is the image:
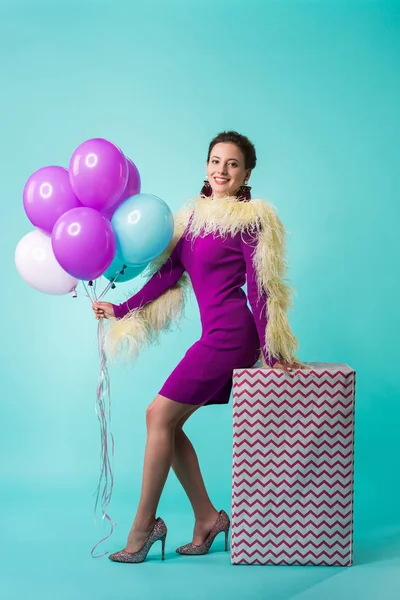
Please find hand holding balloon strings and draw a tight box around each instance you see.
[93,302,115,320]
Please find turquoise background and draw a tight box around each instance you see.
[1,0,399,598]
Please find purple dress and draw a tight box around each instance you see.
[113,228,278,406]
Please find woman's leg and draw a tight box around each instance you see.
[172,409,220,544]
[125,394,196,552]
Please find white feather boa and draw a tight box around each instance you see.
[105,195,299,365]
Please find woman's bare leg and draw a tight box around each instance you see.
[172,409,220,545]
[124,394,196,553]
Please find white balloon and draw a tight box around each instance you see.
[15,229,79,295]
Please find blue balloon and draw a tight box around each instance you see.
[111,193,174,266]
[103,254,147,283]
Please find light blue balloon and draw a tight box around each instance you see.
[103,254,147,283]
[111,193,174,266]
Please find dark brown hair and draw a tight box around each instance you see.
[206,130,257,171]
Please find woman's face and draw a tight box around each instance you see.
[206,142,251,198]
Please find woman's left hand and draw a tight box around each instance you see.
[92,301,115,320]
[272,361,305,372]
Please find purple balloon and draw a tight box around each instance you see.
[23,166,82,234]
[52,207,116,281]
[69,138,128,211]
[102,157,141,220]
[119,157,141,202]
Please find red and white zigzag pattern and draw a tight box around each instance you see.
[231,363,356,566]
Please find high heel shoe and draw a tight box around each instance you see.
[176,510,230,555]
[109,517,167,563]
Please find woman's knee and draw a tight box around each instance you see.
[146,401,166,429]
[145,398,186,430]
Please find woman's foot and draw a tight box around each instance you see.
[191,509,220,545]
[109,517,167,563]
[125,518,156,553]
[176,510,230,555]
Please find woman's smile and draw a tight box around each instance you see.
[214,176,230,185]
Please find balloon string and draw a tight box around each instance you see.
[90,300,116,558]
[97,268,124,301]
[82,281,95,303]
[97,281,113,301]
[73,289,91,300]
[74,277,124,557]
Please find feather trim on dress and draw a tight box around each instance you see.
[104,219,190,362]
[105,194,300,365]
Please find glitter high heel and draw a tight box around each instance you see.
[109,518,167,563]
[176,510,230,555]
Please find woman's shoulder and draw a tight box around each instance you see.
[236,198,280,222]
[220,197,282,234]
[172,195,282,239]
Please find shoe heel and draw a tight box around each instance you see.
[224,528,229,552]
[161,534,167,560]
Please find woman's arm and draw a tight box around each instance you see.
[113,238,185,319]
[240,230,280,368]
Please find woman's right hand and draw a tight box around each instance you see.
[92,301,115,320]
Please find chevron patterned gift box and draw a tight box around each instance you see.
[231,362,356,566]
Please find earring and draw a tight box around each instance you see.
[237,180,252,201]
[200,177,213,197]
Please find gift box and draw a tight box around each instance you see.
[231,362,356,566]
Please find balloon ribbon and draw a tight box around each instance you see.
[90,317,116,558]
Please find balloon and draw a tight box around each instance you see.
[23,166,82,234]
[112,193,174,266]
[102,157,141,221]
[120,157,141,201]
[69,138,128,211]
[103,255,147,283]
[15,229,78,295]
[52,207,116,281]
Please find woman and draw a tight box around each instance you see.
[93,130,301,563]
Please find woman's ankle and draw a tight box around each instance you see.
[193,507,219,523]
[132,515,157,531]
